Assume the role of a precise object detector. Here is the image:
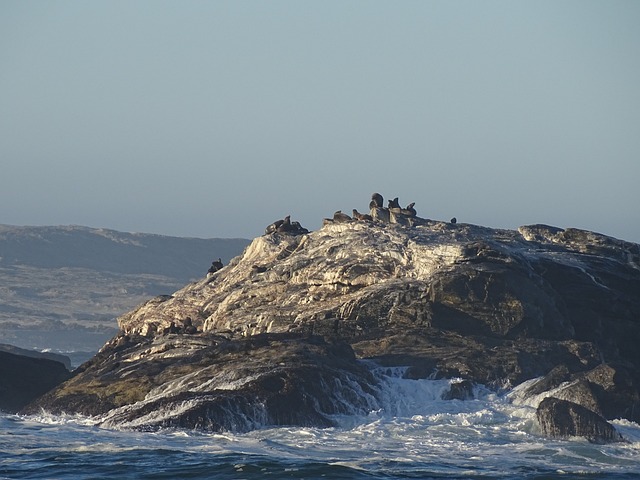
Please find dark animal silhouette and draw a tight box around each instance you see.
[369,192,384,209]
[352,209,373,221]
[208,258,224,274]
[333,210,352,223]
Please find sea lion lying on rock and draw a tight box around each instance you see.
[367,193,418,225]
[333,211,352,223]
[352,209,373,221]
[265,215,309,235]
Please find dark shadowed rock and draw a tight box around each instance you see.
[442,379,474,400]
[0,344,71,371]
[536,397,624,443]
[23,333,378,431]
[551,378,603,417]
[521,364,572,397]
[0,350,71,412]
[581,364,640,423]
[518,362,640,425]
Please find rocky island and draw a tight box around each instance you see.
[23,195,640,443]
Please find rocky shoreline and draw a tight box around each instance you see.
[19,205,640,442]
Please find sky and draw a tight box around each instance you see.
[1,1,639,242]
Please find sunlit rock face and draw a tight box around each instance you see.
[25,217,640,437]
[117,220,640,373]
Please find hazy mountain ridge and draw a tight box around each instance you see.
[0,224,249,280]
[0,224,250,352]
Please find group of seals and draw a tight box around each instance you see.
[323,209,371,225]
[371,193,458,225]
[264,215,309,235]
[264,193,458,236]
[369,192,418,226]
[162,317,198,335]
[323,193,418,226]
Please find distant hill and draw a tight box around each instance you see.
[0,224,250,354]
[0,224,250,282]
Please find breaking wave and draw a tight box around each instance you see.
[3,365,640,479]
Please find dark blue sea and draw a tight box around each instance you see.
[2,372,639,479]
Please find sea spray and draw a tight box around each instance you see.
[5,371,640,479]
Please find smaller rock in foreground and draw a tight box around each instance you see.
[0,351,71,413]
[536,397,624,444]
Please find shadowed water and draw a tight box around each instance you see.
[2,371,639,479]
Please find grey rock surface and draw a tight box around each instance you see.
[22,333,377,432]
[23,217,640,439]
[536,397,624,443]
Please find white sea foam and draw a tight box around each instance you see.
[5,370,640,478]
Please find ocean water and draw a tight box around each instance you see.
[2,369,640,479]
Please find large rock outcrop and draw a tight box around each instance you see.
[24,214,640,439]
[23,333,377,431]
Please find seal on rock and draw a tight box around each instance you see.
[450,217,457,224]
[333,210,352,223]
[369,193,384,209]
[370,206,391,223]
[162,321,180,335]
[252,265,268,274]
[266,215,309,235]
[389,209,411,226]
[265,217,286,235]
[276,215,294,233]
[388,197,401,209]
[290,221,309,234]
[208,258,224,275]
[182,317,198,335]
[352,209,373,221]
[405,202,417,217]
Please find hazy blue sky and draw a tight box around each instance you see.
[2,1,639,241]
